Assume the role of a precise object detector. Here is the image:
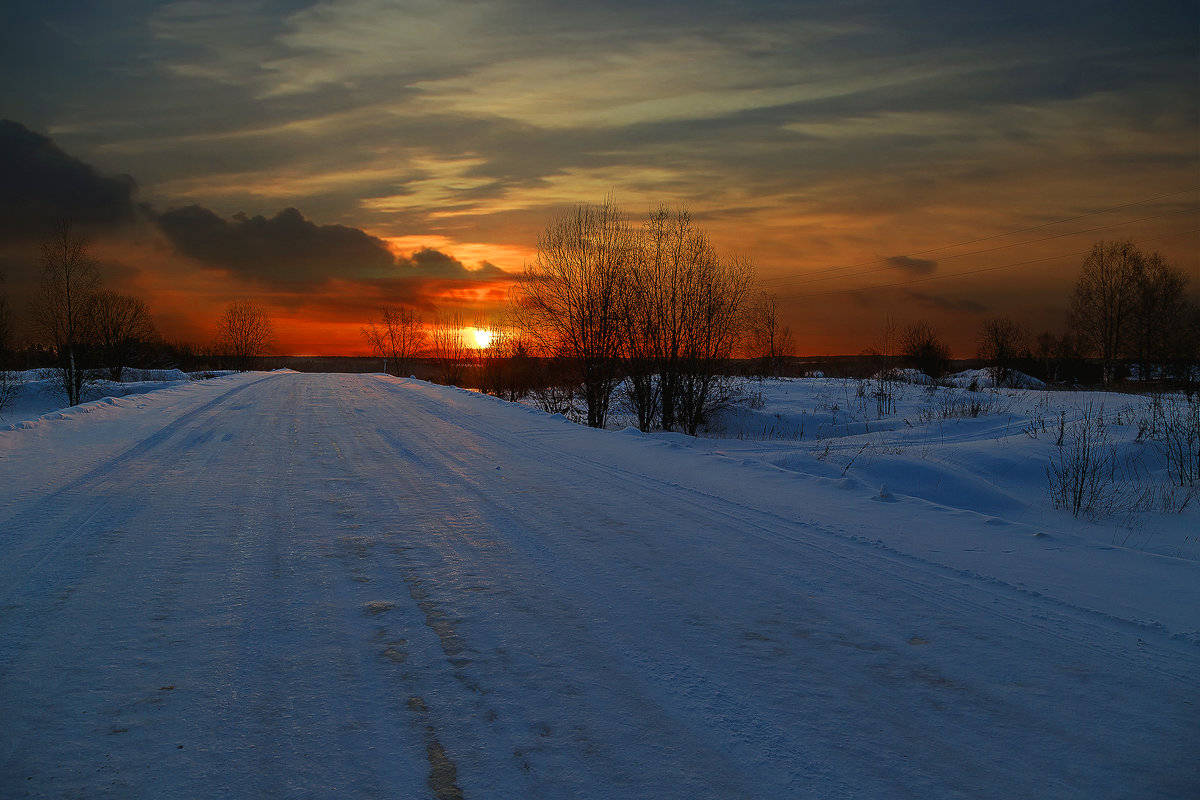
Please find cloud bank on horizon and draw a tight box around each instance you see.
[0,0,1195,353]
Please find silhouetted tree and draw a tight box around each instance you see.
[864,316,901,416]
[899,320,950,380]
[629,207,753,434]
[617,237,662,431]
[516,196,633,428]
[89,290,160,381]
[0,273,14,415]
[430,312,472,386]
[672,251,754,435]
[0,272,10,357]
[214,299,275,371]
[362,305,426,377]
[978,316,1028,387]
[1176,305,1200,395]
[32,221,100,405]
[478,315,536,401]
[1069,240,1140,384]
[1128,252,1191,381]
[745,291,795,378]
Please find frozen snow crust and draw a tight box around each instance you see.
[1,371,1197,798]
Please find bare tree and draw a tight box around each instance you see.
[631,207,753,434]
[0,272,11,357]
[978,316,1028,388]
[32,221,101,405]
[429,312,472,386]
[1035,331,1057,381]
[0,274,15,416]
[617,230,663,431]
[515,197,634,428]
[900,320,950,381]
[1069,240,1141,384]
[1035,329,1086,385]
[1127,252,1190,382]
[864,316,901,416]
[673,252,754,435]
[88,290,160,381]
[214,299,275,371]
[640,206,703,432]
[362,305,426,377]
[1177,304,1200,394]
[745,291,795,378]
[0,366,15,418]
[477,314,536,402]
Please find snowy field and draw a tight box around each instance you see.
[1,370,1197,798]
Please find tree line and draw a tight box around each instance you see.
[972,240,1197,389]
[856,239,1197,392]
[364,218,1198,433]
[0,222,278,408]
[25,222,161,405]
[5,212,1193,418]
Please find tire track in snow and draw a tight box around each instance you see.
[0,373,279,610]
[1,373,436,797]
[432,386,1198,682]
[3,373,1194,799]
[308,378,760,798]
[363,376,1198,797]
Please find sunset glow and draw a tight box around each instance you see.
[472,328,493,350]
[0,2,1194,355]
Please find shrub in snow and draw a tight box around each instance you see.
[915,390,1009,423]
[1137,393,1200,487]
[0,370,18,417]
[120,368,191,383]
[1047,403,1118,519]
[946,369,1045,391]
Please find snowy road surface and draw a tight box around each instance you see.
[1,372,1197,798]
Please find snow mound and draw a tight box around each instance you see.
[120,368,192,382]
[945,369,1047,390]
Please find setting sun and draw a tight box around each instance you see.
[472,328,493,349]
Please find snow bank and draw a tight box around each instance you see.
[119,367,192,382]
[944,368,1047,390]
[0,368,246,426]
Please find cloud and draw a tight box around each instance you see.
[0,119,138,241]
[400,247,508,280]
[153,203,513,291]
[154,204,396,285]
[885,255,938,275]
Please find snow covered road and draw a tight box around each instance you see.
[1,372,1197,798]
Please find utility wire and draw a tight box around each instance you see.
[773,207,1196,289]
[780,227,1199,301]
[759,186,1199,288]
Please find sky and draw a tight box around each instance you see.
[1,0,1196,356]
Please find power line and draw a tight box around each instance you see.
[780,227,1200,301]
[774,207,1196,289]
[759,186,1199,288]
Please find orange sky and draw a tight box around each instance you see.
[1,2,1196,356]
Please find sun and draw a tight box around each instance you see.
[472,328,493,349]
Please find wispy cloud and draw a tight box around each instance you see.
[2,0,1194,353]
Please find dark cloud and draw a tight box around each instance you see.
[154,204,396,285]
[885,255,938,275]
[154,204,513,291]
[0,119,138,241]
[401,248,509,279]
